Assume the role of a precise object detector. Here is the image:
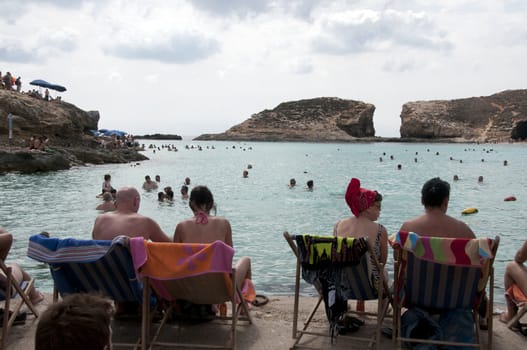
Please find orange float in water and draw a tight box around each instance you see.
[504,196,517,202]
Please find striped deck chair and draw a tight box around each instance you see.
[129,237,252,350]
[390,231,499,350]
[27,234,145,348]
[283,232,391,350]
[0,259,39,350]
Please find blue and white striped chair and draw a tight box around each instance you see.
[27,234,145,347]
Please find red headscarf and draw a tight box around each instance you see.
[345,178,377,218]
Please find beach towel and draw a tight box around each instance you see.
[390,231,493,267]
[27,234,117,263]
[294,234,368,268]
[130,238,234,280]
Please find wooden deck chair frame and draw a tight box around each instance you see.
[0,260,39,350]
[136,242,252,350]
[283,231,392,350]
[27,235,146,349]
[392,235,499,350]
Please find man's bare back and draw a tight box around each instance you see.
[92,187,169,242]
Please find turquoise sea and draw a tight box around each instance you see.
[1,140,525,303]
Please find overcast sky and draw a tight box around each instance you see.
[1,0,525,137]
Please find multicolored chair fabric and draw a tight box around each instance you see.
[0,260,39,349]
[284,232,391,350]
[129,238,252,350]
[27,234,144,348]
[390,231,499,350]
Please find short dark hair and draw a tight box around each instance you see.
[189,186,214,212]
[36,293,114,350]
[374,191,383,202]
[421,177,450,207]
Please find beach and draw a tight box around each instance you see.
[6,293,525,349]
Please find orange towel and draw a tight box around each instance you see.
[507,284,527,304]
[131,238,234,280]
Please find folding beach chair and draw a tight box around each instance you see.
[283,232,391,350]
[0,259,39,350]
[129,238,252,350]
[27,234,146,348]
[390,231,499,350]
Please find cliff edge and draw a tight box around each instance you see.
[195,97,376,142]
[400,89,527,142]
[0,89,147,173]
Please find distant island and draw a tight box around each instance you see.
[135,133,182,140]
[195,90,527,143]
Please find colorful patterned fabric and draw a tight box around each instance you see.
[389,231,493,267]
[345,178,378,218]
[294,234,368,268]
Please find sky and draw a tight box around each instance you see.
[1,0,526,137]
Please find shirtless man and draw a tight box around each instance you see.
[92,187,170,242]
[500,240,527,325]
[399,177,475,238]
[142,175,158,191]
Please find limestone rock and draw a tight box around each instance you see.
[400,90,527,142]
[195,97,376,141]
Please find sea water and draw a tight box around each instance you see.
[1,140,525,303]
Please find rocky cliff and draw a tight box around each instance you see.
[0,89,147,173]
[400,90,527,142]
[195,97,376,141]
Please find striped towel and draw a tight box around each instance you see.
[390,231,493,266]
[27,234,128,263]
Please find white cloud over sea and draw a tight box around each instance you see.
[1,0,525,137]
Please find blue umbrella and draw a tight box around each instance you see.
[30,79,67,92]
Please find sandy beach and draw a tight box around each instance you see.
[5,293,526,349]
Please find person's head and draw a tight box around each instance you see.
[306,180,314,190]
[115,187,140,212]
[243,170,249,178]
[478,176,484,183]
[289,178,296,187]
[345,178,382,219]
[155,175,161,182]
[102,192,113,202]
[35,293,115,350]
[421,177,450,209]
[165,190,174,200]
[453,174,459,181]
[180,185,189,195]
[189,186,214,213]
[184,177,191,185]
[104,174,111,182]
[144,175,151,182]
[158,191,166,201]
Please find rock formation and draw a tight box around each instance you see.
[0,89,147,173]
[195,97,376,141]
[400,89,527,142]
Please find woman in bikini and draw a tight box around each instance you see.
[173,185,252,290]
[333,178,387,311]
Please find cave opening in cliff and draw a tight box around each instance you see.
[511,121,527,140]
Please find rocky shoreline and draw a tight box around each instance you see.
[0,146,148,174]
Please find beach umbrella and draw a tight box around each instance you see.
[29,79,67,92]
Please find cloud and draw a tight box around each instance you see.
[104,32,220,64]
[188,0,271,16]
[0,41,36,63]
[286,57,315,74]
[310,8,453,55]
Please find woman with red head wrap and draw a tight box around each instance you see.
[334,178,388,312]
